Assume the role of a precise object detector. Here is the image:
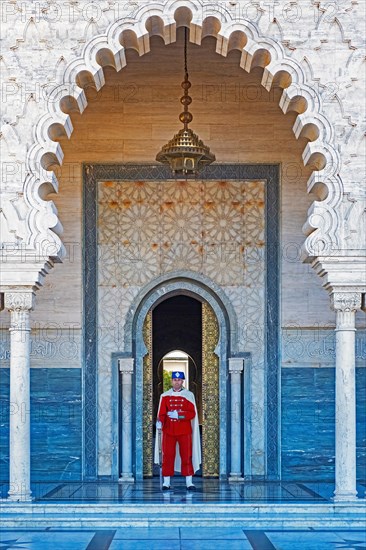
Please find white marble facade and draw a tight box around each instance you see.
[0,0,365,500]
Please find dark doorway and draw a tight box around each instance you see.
[152,295,202,424]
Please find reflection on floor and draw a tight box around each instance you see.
[1,480,365,548]
[1,478,366,503]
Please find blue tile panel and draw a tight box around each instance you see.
[0,368,82,481]
[0,368,10,481]
[1,365,365,483]
[281,367,366,480]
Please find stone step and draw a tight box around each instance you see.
[1,502,365,528]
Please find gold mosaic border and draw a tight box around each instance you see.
[142,310,153,476]
[202,301,220,477]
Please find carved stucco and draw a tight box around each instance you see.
[97,178,265,352]
[4,292,35,312]
[0,0,365,283]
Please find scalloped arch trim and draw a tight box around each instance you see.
[25,0,342,261]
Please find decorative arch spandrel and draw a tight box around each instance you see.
[18,2,346,265]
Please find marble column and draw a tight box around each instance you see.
[229,358,244,481]
[331,292,361,501]
[5,291,35,501]
[119,357,134,482]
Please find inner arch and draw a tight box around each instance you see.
[152,295,202,423]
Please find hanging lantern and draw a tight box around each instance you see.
[156,27,215,175]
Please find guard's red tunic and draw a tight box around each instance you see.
[158,390,196,476]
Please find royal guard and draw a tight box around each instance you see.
[154,371,201,490]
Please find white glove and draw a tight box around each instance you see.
[156,420,162,430]
[167,410,179,419]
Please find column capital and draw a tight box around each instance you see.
[5,290,35,312]
[229,358,244,374]
[119,357,134,374]
[330,291,362,313]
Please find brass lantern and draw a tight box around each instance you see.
[156,27,215,175]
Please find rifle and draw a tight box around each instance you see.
[158,427,163,490]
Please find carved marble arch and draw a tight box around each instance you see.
[25,0,342,262]
[130,274,232,479]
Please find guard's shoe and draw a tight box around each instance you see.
[186,485,196,491]
[162,485,171,490]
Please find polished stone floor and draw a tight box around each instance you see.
[1,480,365,548]
[1,478,365,503]
[1,527,366,549]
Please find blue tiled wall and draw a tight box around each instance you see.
[0,368,82,481]
[281,367,366,481]
[1,366,365,482]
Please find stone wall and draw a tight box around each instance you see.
[0,0,365,481]
[0,0,365,269]
[1,27,362,329]
[1,0,364,190]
